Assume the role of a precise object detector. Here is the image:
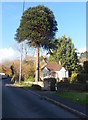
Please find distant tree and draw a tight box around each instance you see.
[84,51,88,59]
[40,55,48,63]
[15,5,58,82]
[0,65,2,72]
[80,51,88,63]
[10,65,15,76]
[83,61,88,73]
[49,35,78,76]
[2,65,12,77]
[77,64,83,73]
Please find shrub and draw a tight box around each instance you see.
[77,73,88,83]
[62,77,69,83]
[31,84,41,90]
[70,72,78,83]
[43,78,56,91]
[83,61,88,73]
[24,76,35,82]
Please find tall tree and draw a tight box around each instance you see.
[49,35,78,76]
[15,5,58,82]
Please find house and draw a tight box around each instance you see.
[41,62,68,81]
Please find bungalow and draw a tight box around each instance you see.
[41,62,69,81]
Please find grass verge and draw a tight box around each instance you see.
[56,91,88,105]
[14,81,41,90]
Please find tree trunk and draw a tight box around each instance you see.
[35,45,39,83]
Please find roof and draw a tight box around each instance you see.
[41,62,62,71]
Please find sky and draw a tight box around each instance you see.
[0,2,86,63]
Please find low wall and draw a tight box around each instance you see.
[57,83,88,91]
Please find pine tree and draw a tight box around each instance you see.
[15,5,58,82]
[49,35,78,76]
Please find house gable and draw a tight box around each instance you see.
[41,62,69,80]
[59,67,66,72]
[41,67,50,79]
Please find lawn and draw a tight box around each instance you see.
[56,91,88,105]
[14,81,41,90]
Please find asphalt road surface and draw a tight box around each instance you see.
[2,78,80,119]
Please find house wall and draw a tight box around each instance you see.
[41,67,50,80]
[41,67,69,81]
[56,67,69,80]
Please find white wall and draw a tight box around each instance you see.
[56,67,69,80]
[41,67,69,81]
[41,67,50,79]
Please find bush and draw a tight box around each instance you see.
[70,72,78,83]
[83,61,88,73]
[24,76,35,82]
[31,84,41,90]
[43,78,56,91]
[62,77,69,83]
[77,73,88,83]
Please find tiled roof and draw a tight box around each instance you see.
[41,62,62,71]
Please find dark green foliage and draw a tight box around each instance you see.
[15,5,58,82]
[83,61,88,73]
[76,64,83,73]
[62,77,69,83]
[15,5,58,51]
[49,35,78,74]
[31,84,41,90]
[43,78,56,91]
[77,73,88,83]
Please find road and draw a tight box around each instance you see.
[2,78,80,119]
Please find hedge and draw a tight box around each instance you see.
[77,73,88,83]
[43,78,56,91]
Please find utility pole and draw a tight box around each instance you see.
[19,42,23,83]
[19,0,25,83]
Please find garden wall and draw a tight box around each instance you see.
[57,83,88,91]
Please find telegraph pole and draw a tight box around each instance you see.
[19,42,23,83]
[19,0,25,83]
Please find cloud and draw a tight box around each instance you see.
[77,47,86,53]
[0,47,20,64]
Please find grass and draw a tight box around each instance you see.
[56,91,88,105]
[14,81,41,90]
[14,81,32,88]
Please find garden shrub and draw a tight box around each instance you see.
[43,78,56,91]
[31,84,41,90]
[70,72,78,83]
[77,73,88,83]
[62,77,69,83]
[83,61,88,73]
[24,76,35,82]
